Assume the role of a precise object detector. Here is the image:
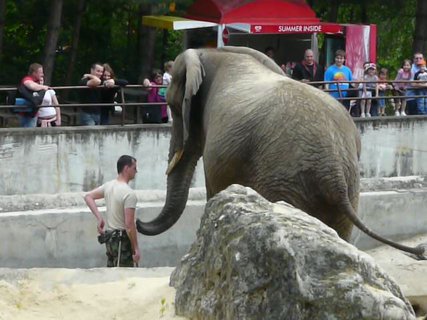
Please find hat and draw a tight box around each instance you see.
[364,63,376,72]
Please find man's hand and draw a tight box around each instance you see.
[97,217,105,234]
[132,249,141,265]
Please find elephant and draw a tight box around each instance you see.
[137,46,426,259]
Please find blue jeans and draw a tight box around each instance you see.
[19,115,37,127]
[416,89,427,115]
[80,112,100,125]
[378,91,386,108]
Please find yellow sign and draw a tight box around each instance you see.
[142,15,217,31]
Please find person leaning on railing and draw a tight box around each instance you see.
[377,67,394,117]
[79,63,104,126]
[393,59,412,116]
[20,63,61,127]
[412,60,427,115]
[324,49,355,110]
[405,52,425,115]
[100,63,128,125]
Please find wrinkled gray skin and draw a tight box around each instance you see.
[137,46,426,258]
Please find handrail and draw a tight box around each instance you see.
[1,80,426,127]
[0,84,169,127]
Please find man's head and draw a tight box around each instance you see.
[304,49,315,65]
[334,49,346,67]
[413,52,424,66]
[28,63,44,81]
[264,46,274,59]
[117,155,138,180]
[91,63,104,78]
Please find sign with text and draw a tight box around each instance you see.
[250,23,343,34]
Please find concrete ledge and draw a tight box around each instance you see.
[1,185,426,268]
[1,176,425,213]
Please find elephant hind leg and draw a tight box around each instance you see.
[306,203,355,242]
[327,215,354,241]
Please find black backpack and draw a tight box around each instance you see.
[11,84,46,115]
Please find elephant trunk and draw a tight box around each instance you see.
[136,146,201,236]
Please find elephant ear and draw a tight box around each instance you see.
[170,49,205,148]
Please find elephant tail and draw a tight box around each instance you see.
[342,200,427,259]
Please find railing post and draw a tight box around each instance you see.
[120,87,126,126]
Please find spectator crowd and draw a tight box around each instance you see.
[289,48,427,117]
[3,47,427,128]
[5,60,174,128]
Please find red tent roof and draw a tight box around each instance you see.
[185,0,320,25]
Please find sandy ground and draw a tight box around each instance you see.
[0,234,426,320]
[0,267,186,320]
[366,233,427,318]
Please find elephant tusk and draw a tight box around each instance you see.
[166,149,184,175]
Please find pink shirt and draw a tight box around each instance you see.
[147,81,167,119]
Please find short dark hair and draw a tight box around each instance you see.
[91,62,103,71]
[28,63,42,75]
[117,155,136,174]
[335,49,346,58]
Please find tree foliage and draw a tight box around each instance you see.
[311,0,417,76]
[0,0,424,85]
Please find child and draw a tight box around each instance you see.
[161,60,174,122]
[413,60,427,115]
[377,68,393,116]
[393,59,412,116]
[162,60,174,86]
[143,70,168,123]
[360,63,378,118]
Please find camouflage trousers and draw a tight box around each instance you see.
[105,230,134,267]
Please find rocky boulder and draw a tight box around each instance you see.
[171,184,415,320]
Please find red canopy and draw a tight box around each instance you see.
[185,0,320,25]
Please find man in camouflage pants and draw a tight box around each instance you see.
[84,155,140,267]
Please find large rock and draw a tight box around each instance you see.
[171,185,415,320]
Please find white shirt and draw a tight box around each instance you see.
[99,179,137,230]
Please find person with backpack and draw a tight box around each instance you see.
[18,63,50,128]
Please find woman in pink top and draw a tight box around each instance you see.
[393,59,412,116]
[142,70,168,123]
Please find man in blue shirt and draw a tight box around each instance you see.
[406,52,425,115]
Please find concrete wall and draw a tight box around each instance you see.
[356,117,427,178]
[0,116,426,195]
[1,184,426,268]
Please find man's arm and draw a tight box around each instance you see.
[23,79,50,91]
[82,75,102,88]
[124,208,141,265]
[84,187,105,234]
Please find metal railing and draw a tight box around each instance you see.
[0,84,168,127]
[1,79,426,128]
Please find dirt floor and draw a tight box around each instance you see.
[0,234,426,320]
[0,267,185,320]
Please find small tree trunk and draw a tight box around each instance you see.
[138,3,156,82]
[328,0,339,22]
[63,0,86,100]
[0,0,5,61]
[360,0,369,24]
[42,0,64,85]
[413,0,427,53]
